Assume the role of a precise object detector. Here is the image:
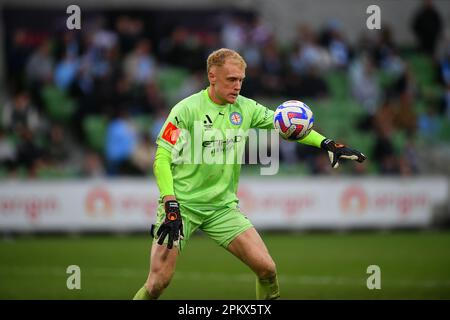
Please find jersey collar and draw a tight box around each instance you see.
[204,88,231,109]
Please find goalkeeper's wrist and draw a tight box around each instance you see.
[320,138,334,150]
[164,199,180,221]
[163,195,177,203]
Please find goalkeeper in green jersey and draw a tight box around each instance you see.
[133,48,366,300]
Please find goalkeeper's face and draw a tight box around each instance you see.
[208,59,246,105]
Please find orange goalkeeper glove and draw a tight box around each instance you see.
[156,200,184,249]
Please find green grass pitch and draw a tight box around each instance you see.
[1,231,449,299]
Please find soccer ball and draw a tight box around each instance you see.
[273,100,314,140]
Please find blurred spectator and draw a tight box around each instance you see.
[92,18,119,51]
[291,25,332,74]
[15,127,45,177]
[418,104,440,139]
[242,44,262,69]
[54,52,80,90]
[329,35,350,69]
[297,66,329,99]
[54,31,80,62]
[239,64,261,98]
[403,137,420,174]
[6,30,32,88]
[1,9,446,179]
[312,152,334,175]
[349,54,381,115]
[380,48,405,77]
[2,91,41,134]
[177,71,207,102]
[320,19,351,69]
[260,40,283,95]
[394,93,418,135]
[443,84,450,119]
[45,124,71,166]
[105,110,139,176]
[0,128,16,170]
[144,81,166,113]
[279,139,300,165]
[159,27,191,67]
[248,16,272,46]
[151,109,169,141]
[390,64,418,99]
[93,45,122,115]
[438,43,450,87]
[25,40,54,86]
[80,150,105,178]
[372,125,399,174]
[411,0,443,57]
[371,97,396,133]
[398,156,413,176]
[221,16,247,52]
[371,27,397,68]
[351,160,369,176]
[131,133,156,174]
[123,39,157,86]
[159,27,206,71]
[116,16,144,53]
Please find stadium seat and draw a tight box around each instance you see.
[133,115,153,133]
[439,119,450,142]
[346,132,375,160]
[324,70,350,101]
[406,53,435,89]
[83,116,108,153]
[37,166,64,179]
[312,99,362,141]
[156,66,189,106]
[41,85,77,123]
[392,130,407,154]
[0,166,7,179]
[377,70,398,90]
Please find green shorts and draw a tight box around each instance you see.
[152,203,253,252]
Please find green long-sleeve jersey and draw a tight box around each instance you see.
[155,88,325,210]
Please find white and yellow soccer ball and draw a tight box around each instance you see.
[273,100,314,140]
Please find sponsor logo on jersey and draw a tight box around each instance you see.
[202,135,243,148]
[162,122,180,145]
[203,114,213,129]
[230,112,242,125]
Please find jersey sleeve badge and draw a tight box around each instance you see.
[162,122,181,145]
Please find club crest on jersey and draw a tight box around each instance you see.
[229,112,242,125]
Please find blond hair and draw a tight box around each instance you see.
[207,48,247,73]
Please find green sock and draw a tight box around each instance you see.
[256,275,280,300]
[133,285,154,300]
